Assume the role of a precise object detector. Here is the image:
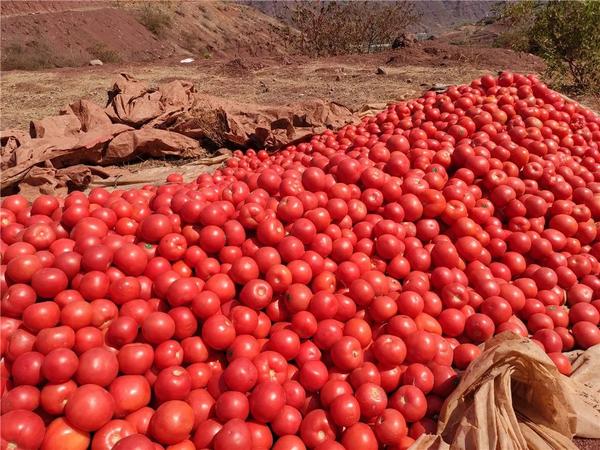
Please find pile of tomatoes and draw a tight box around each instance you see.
[2,71,600,450]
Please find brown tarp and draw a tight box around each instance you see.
[68,99,113,132]
[18,165,113,200]
[1,124,133,188]
[1,73,356,198]
[412,333,600,450]
[85,152,231,192]
[103,128,204,164]
[157,93,355,148]
[104,74,355,148]
[29,113,82,139]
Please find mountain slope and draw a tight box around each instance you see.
[0,1,292,70]
[242,0,495,35]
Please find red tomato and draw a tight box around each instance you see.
[148,400,195,445]
[213,418,252,450]
[1,409,46,450]
[355,382,387,420]
[299,409,336,448]
[341,422,378,450]
[330,394,361,427]
[76,347,118,386]
[65,384,115,432]
[41,417,90,450]
[112,434,155,450]
[90,420,136,450]
[249,381,286,423]
[374,408,408,444]
[110,375,151,417]
[389,385,427,422]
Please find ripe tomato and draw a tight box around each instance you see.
[341,422,378,450]
[299,409,336,448]
[76,347,118,386]
[1,409,46,450]
[41,417,90,450]
[90,420,136,450]
[65,384,115,432]
[249,381,286,423]
[148,400,195,445]
[374,408,408,444]
[389,385,427,422]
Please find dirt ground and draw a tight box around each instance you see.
[0,1,293,70]
[0,47,541,132]
[575,439,600,450]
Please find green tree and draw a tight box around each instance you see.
[495,0,600,93]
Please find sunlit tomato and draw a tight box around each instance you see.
[341,422,378,450]
[249,381,286,423]
[201,314,236,350]
[355,382,387,420]
[389,385,427,422]
[299,409,336,448]
[41,417,90,450]
[90,420,136,450]
[65,384,115,432]
[110,375,151,418]
[374,408,408,444]
[76,347,118,386]
[112,434,155,450]
[453,343,482,369]
[148,400,195,445]
[1,409,46,450]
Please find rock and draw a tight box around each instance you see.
[180,58,194,64]
[89,59,103,66]
[432,83,449,92]
[376,67,387,75]
[406,78,412,84]
[335,75,342,81]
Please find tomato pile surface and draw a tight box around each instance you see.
[2,71,600,450]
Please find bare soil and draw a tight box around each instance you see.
[0,1,292,70]
[575,439,600,450]
[0,44,546,131]
[0,2,175,66]
[383,40,545,73]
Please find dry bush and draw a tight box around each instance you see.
[114,0,175,37]
[87,43,121,63]
[283,1,419,56]
[137,2,173,36]
[1,41,73,71]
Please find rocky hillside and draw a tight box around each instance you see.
[412,1,495,34]
[243,0,496,35]
[0,1,292,70]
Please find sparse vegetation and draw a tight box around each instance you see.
[136,2,173,36]
[284,1,419,56]
[179,29,203,53]
[494,0,600,94]
[87,43,121,64]
[0,41,71,71]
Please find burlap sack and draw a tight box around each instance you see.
[412,333,600,450]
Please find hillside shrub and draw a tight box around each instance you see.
[494,0,600,94]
